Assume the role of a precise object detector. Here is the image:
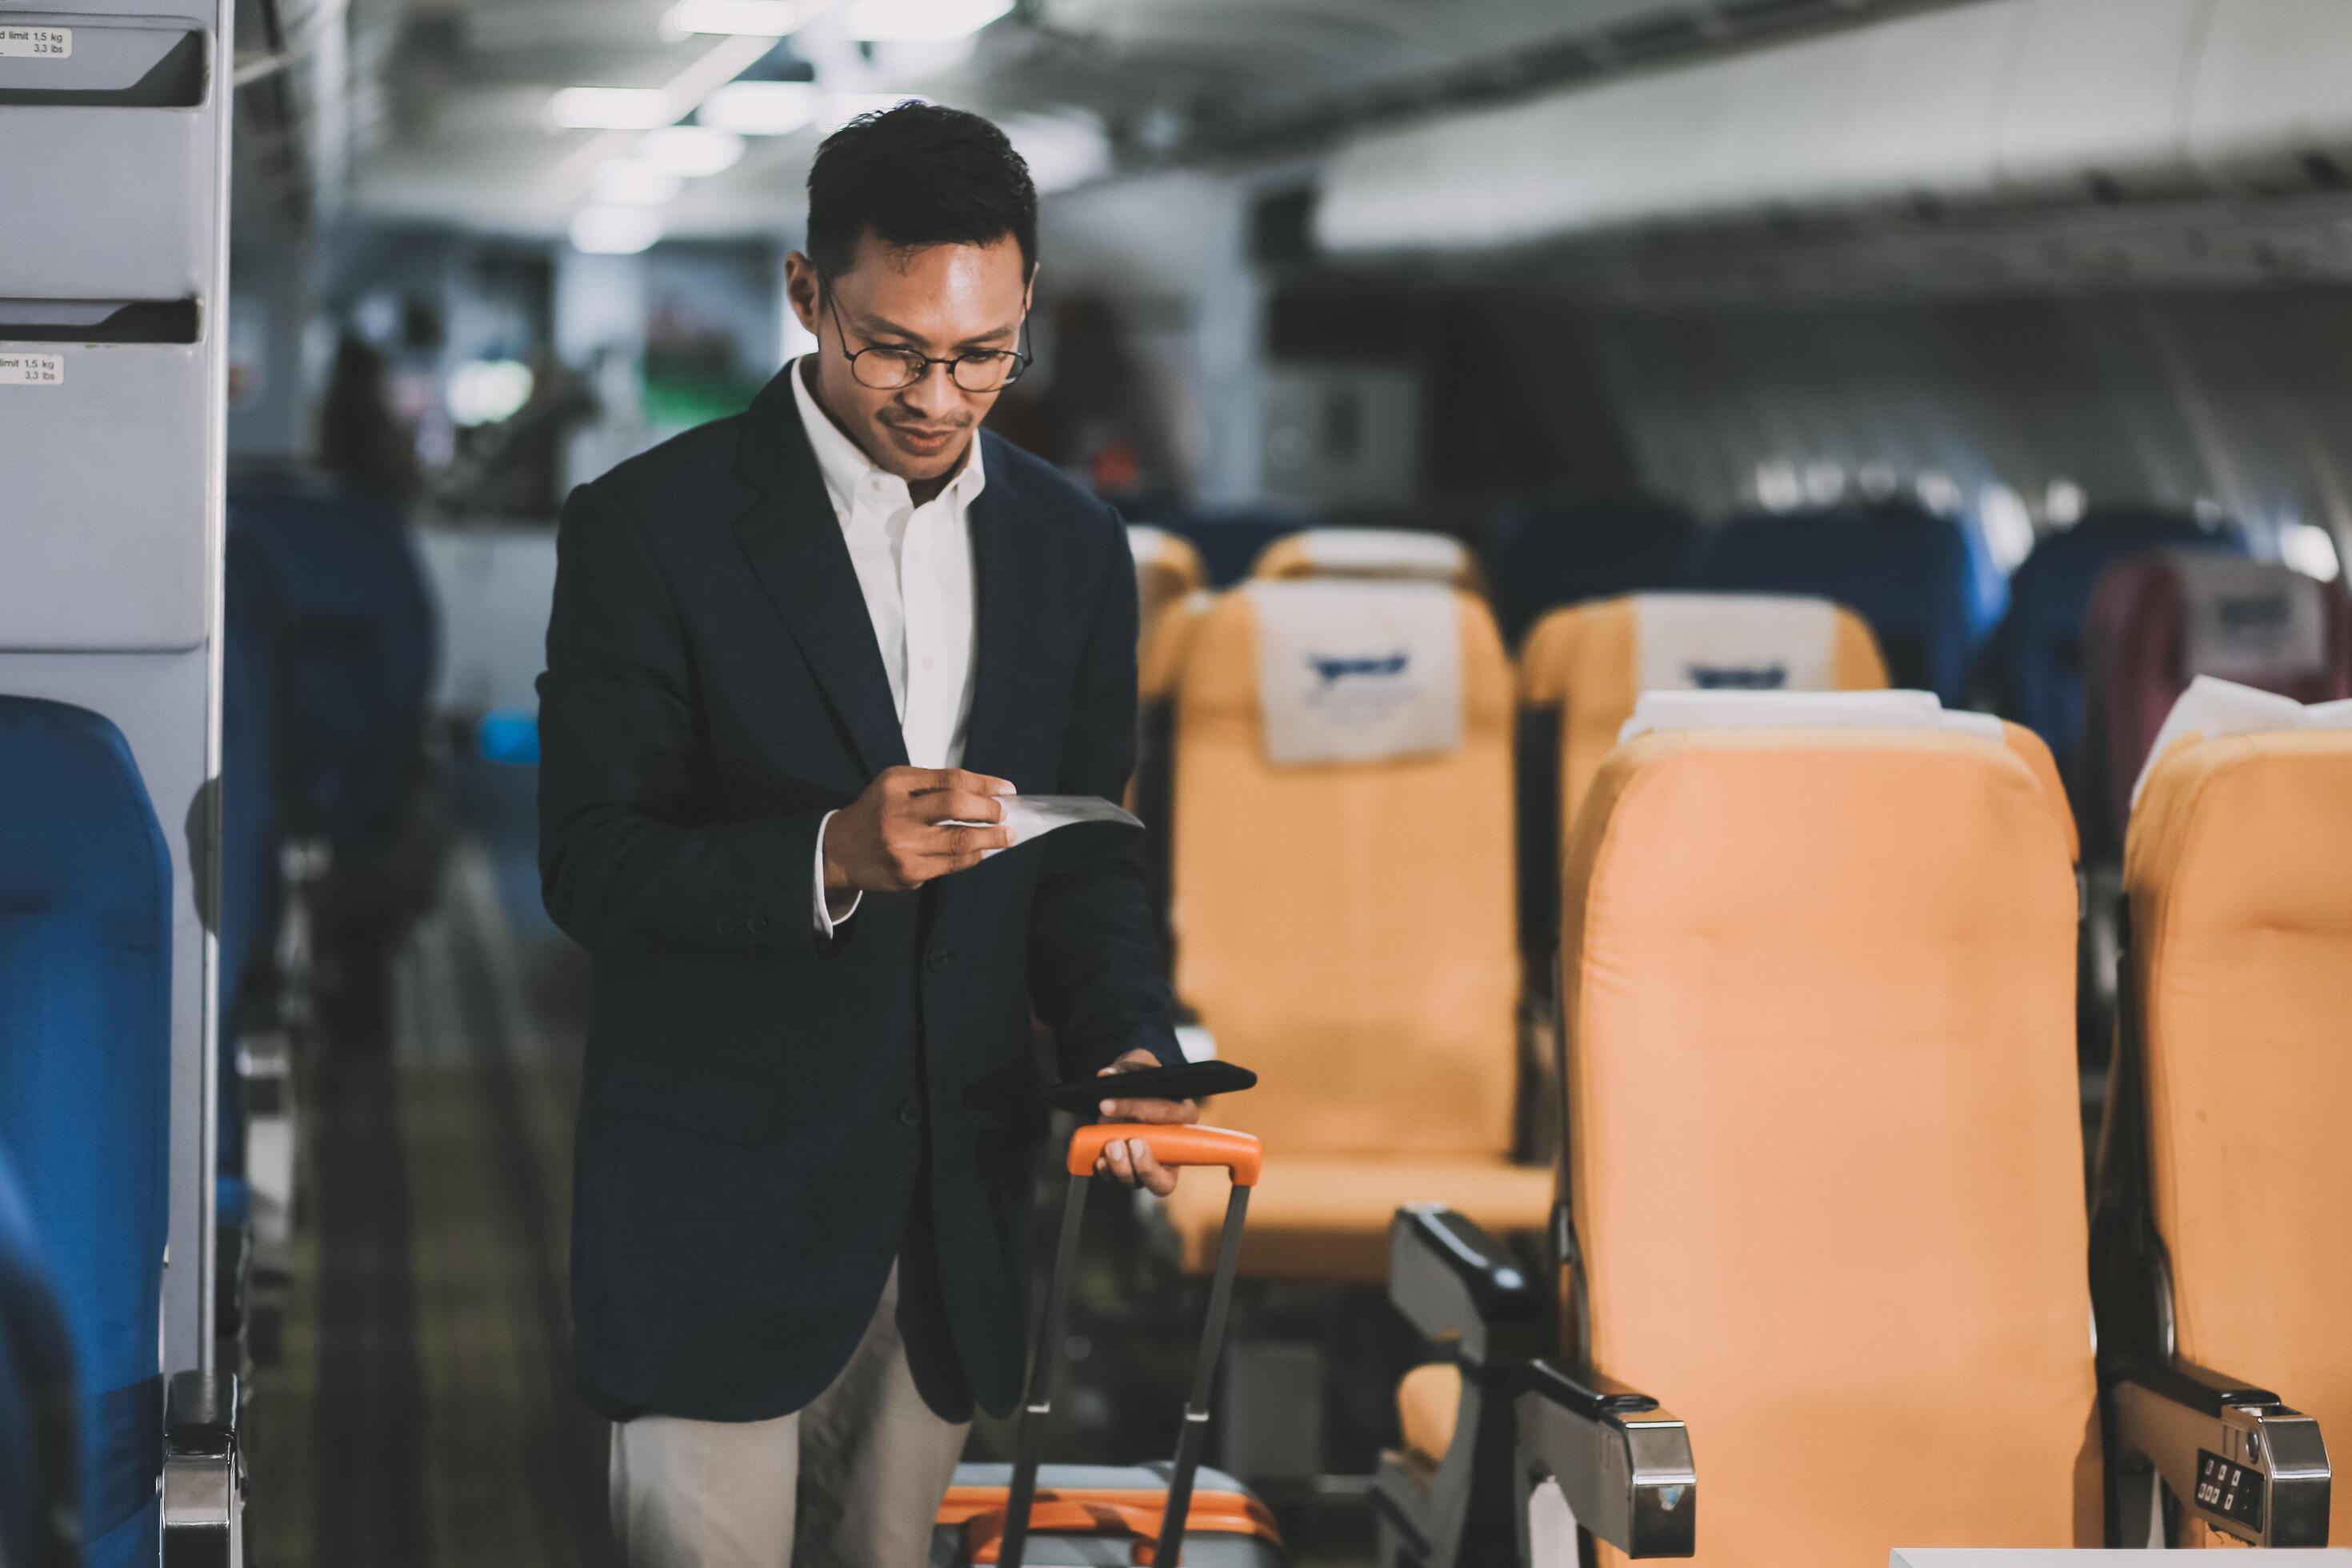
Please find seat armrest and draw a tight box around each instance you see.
[164,1370,242,1566]
[1516,1358,1695,1558]
[1389,1206,1541,1367]
[2107,1352,2330,1546]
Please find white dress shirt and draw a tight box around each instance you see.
[792,356,986,934]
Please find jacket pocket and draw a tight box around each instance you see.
[593,1041,781,1145]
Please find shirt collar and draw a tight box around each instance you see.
[789,354,986,523]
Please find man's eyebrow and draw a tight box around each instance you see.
[855,312,1022,350]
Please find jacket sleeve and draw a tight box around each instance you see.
[1026,511,1184,1076]
[538,482,828,957]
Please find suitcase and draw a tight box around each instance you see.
[932,1123,1289,1566]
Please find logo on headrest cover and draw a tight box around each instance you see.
[1684,663,1788,690]
[2216,595,2291,631]
[1310,652,1410,685]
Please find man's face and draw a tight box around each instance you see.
[785,230,1030,487]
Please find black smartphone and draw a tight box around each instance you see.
[1037,1059,1257,1112]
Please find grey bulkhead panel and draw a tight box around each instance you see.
[0,0,229,1373]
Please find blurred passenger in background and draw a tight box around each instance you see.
[318,333,422,506]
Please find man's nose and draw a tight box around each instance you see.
[898,362,963,420]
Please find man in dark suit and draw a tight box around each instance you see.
[538,104,1195,1567]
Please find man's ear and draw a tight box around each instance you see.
[783,251,822,331]
[1022,263,1039,314]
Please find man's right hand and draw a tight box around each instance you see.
[822,766,1017,902]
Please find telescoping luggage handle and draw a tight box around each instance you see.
[994,1124,1262,1568]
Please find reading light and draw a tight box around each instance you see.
[701,81,820,136]
[547,86,676,130]
[639,124,747,177]
[571,207,665,254]
[845,0,1013,44]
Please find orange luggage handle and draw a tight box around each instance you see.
[992,1123,1263,1568]
[1066,1123,1262,1186]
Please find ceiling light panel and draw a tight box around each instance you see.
[640,123,749,175]
[701,81,821,135]
[547,86,677,130]
[846,0,1014,45]
[572,207,666,253]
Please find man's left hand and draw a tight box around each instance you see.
[1090,1048,1202,1197]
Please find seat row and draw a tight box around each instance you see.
[1370,681,2350,1562]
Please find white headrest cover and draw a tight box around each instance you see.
[1620,689,2005,744]
[1631,594,1842,693]
[1128,525,1178,567]
[1290,528,1470,582]
[2172,552,2329,682]
[1246,579,1466,766]
[2130,675,2352,806]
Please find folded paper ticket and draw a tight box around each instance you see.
[944,794,1143,858]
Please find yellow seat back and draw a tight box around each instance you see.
[1130,525,1206,653]
[2128,727,2352,1545]
[1562,726,2097,1564]
[1251,527,1482,591]
[1170,583,1517,1158]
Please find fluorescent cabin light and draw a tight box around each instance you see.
[548,86,677,130]
[571,207,665,254]
[702,81,819,136]
[592,159,686,206]
[640,124,746,176]
[846,0,1013,44]
[664,0,808,36]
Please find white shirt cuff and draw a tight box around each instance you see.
[813,808,862,935]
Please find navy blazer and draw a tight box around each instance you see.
[538,366,1178,1422]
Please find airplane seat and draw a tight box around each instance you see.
[1150,507,1318,588]
[1678,505,1982,706]
[1488,497,1695,649]
[230,481,444,1050]
[1505,690,2099,1563]
[1134,587,1218,958]
[0,1142,80,1568]
[2090,678,2352,1549]
[1155,580,1550,1286]
[1249,526,1482,592]
[1129,524,1206,642]
[0,696,242,1567]
[2081,550,2352,858]
[1987,507,2247,798]
[1514,593,1890,987]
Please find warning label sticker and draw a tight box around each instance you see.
[0,354,66,386]
[0,26,72,56]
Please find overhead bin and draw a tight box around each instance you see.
[0,17,213,301]
[1996,0,2210,201]
[2188,0,2352,191]
[1836,0,2022,209]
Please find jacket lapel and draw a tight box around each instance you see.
[730,369,909,779]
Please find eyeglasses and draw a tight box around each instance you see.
[823,289,1031,394]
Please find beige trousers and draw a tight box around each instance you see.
[608,1262,973,1568]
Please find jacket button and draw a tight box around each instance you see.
[926,947,950,972]
[897,1100,922,1127]
[747,914,770,936]
[716,914,737,936]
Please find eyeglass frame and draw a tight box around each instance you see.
[821,283,1033,394]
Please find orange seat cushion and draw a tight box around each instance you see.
[1565,728,2098,1566]
[1398,1362,1462,1471]
[1158,1157,1552,1285]
[2129,730,2352,1546]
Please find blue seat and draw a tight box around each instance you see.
[227,479,437,854]
[1489,496,1695,646]
[1680,505,1985,706]
[0,696,173,1568]
[1149,506,1317,588]
[1986,506,2247,788]
[0,1141,79,1568]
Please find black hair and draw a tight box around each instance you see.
[806,102,1038,284]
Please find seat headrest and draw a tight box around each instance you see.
[1620,688,2004,744]
[1242,579,1468,766]
[2170,551,2333,682]
[2130,674,2352,807]
[1626,593,1850,693]
[1254,527,1474,586]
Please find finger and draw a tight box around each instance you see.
[1128,1138,1174,1197]
[923,824,1012,858]
[1099,1096,1196,1125]
[914,790,1007,826]
[1105,1139,1135,1186]
[1144,1163,1178,1198]
[910,768,1017,799]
